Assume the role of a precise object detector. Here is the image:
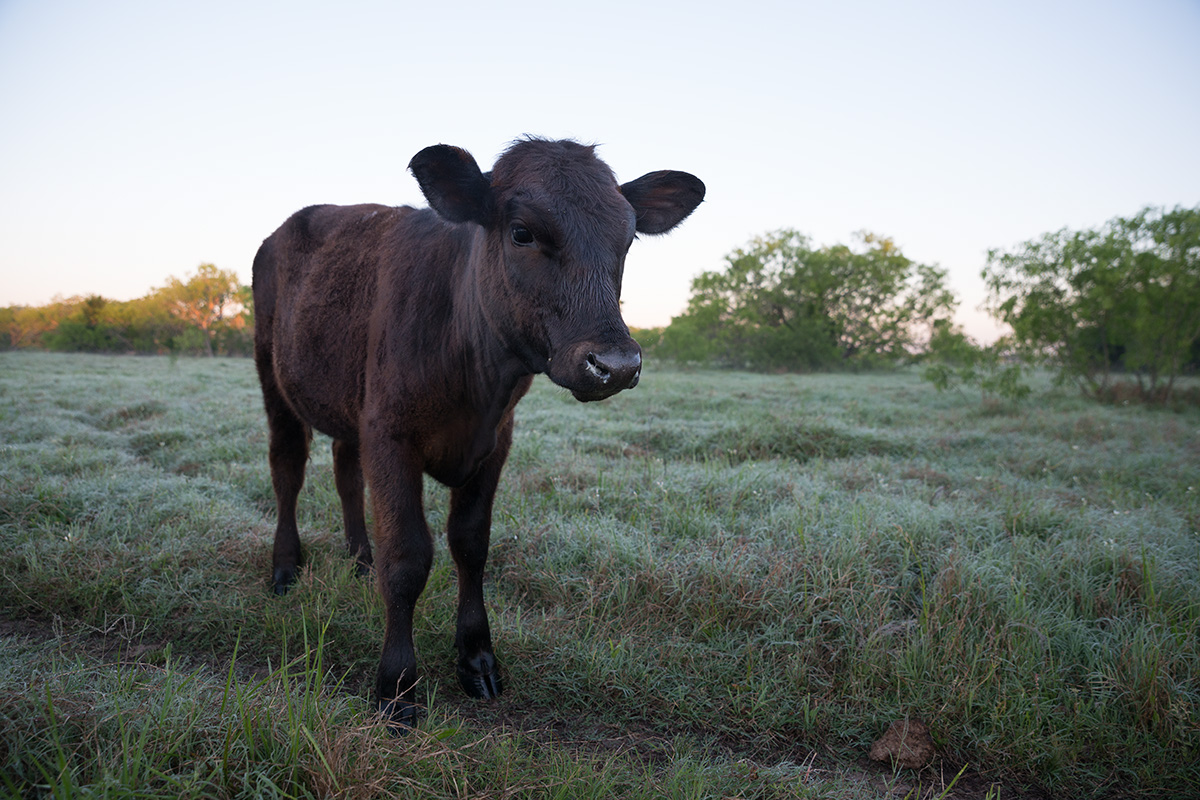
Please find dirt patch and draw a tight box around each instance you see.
[870,719,935,769]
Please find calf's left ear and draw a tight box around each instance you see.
[620,170,706,235]
[409,145,494,226]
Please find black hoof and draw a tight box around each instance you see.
[349,546,373,579]
[378,697,419,734]
[457,652,503,700]
[272,566,297,596]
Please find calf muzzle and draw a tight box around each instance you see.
[553,339,642,401]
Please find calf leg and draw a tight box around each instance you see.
[366,436,433,730]
[447,420,512,700]
[263,388,311,595]
[332,439,372,576]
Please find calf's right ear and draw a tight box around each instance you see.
[409,145,494,226]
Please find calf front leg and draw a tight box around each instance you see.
[447,420,512,700]
[365,438,432,730]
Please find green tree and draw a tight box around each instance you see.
[160,264,246,357]
[984,205,1200,402]
[658,229,956,370]
[107,293,186,353]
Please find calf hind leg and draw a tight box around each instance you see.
[265,402,312,595]
[332,439,373,576]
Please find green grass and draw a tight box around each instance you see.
[1,351,1198,798]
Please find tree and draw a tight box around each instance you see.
[109,293,186,353]
[657,229,957,370]
[213,282,255,356]
[160,264,246,357]
[43,295,123,352]
[983,205,1200,402]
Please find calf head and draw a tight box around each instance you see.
[409,138,704,401]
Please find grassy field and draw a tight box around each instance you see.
[1,351,1197,799]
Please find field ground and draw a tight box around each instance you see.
[1,352,1197,799]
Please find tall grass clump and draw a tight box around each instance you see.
[1,620,392,798]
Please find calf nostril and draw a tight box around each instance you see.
[584,352,610,382]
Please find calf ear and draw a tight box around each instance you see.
[409,145,494,226]
[620,170,706,235]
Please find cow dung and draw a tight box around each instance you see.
[869,719,935,769]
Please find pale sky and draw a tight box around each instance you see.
[2,0,1198,343]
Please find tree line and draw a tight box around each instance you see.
[638,204,1199,403]
[5,204,1198,402]
[1,264,252,357]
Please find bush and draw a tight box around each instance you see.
[921,321,1031,406]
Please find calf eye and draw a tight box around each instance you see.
[510,225,535,246]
